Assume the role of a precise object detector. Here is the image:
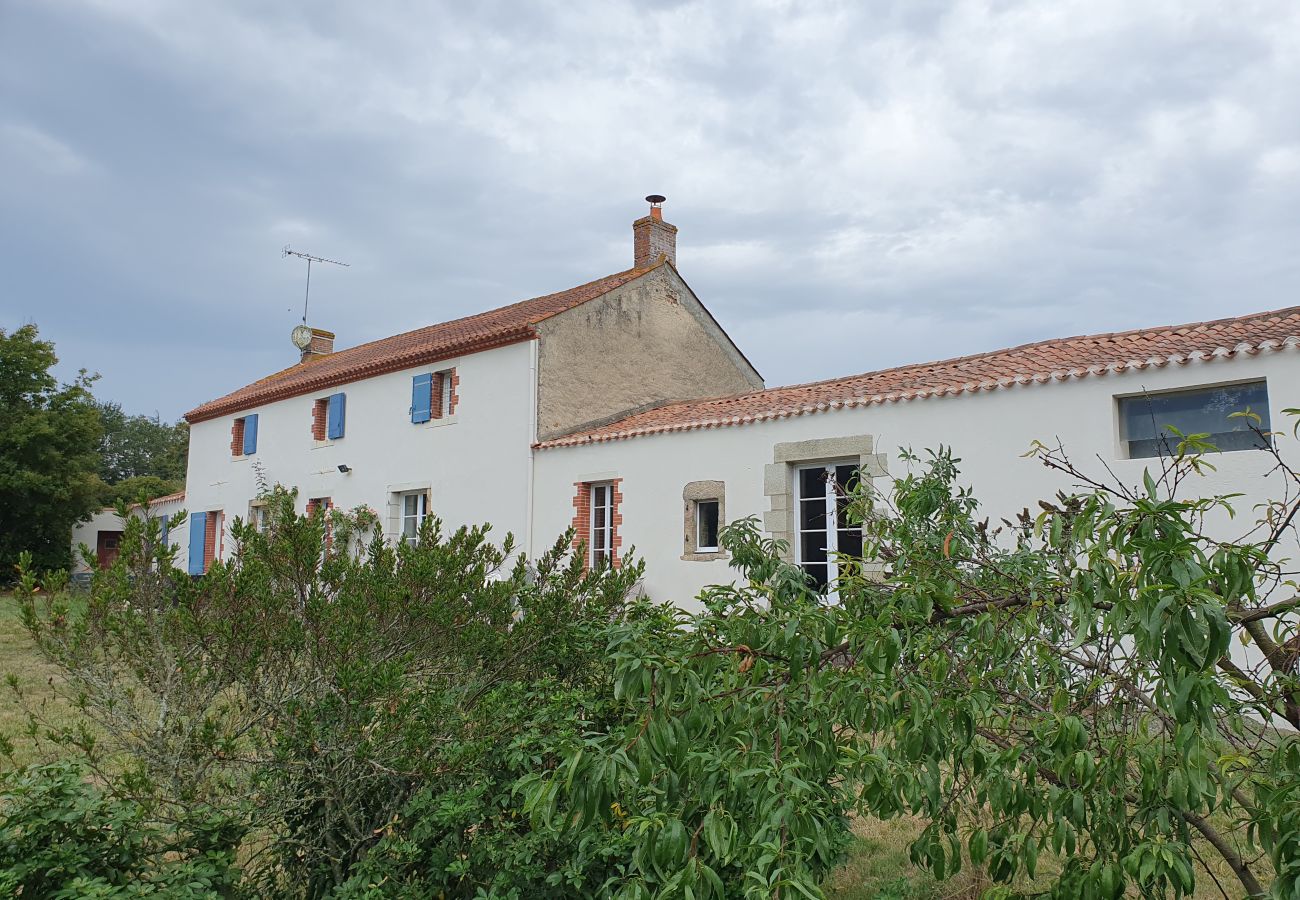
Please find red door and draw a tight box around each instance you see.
[96,531,123,569]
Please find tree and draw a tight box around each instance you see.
[98,474,183,508]
[95,400,188,502]
[0,324,103,573]
[529,430,1300,898]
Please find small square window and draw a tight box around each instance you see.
[695,500,720,552]
[1118,381,1270,459]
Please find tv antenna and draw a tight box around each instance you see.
[282,245,349,324]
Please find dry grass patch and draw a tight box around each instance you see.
[823,813,1250,899]
[0,591,84,770]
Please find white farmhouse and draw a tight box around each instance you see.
[73,199,1300,608]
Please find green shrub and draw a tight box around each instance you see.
[15,486,647,897]
[0,760,242,898]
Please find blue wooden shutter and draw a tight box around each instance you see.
[187,512,207,575]
[411,374,432,423]
[327,393,346,439]
[157,515,170,549]
[242,413,259,455]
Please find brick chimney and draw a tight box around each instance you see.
[301,327,335,362]
[633,194,677,268]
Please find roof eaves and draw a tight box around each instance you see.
[185,326,537,423]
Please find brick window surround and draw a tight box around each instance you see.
[431,369,460,419]
[230,418,245,456]
[311,398,328,440]
[203,510,220,572]
[306,497,334,548]
[572,478,623,569]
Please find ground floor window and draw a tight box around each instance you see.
[795,461,862,590]
[695,499,720,552]
[590,483,614,568]
[400,490,430,541]
[248,501,269,533]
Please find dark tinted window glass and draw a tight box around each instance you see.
[800,467,827,497]
[799,498,826,531]
[836,528,863,560]
[801,533,828,565]
[697,500,720,549]
[802,563,828,588]
[1119,382,1270,458]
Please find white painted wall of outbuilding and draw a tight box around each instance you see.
[533,350,1300,610]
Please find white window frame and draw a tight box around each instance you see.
[589,482,614,568]
[794,461,861,594]
[695,499,721,552]
[248,500,269,533]
[399,490,430,542]
[439,370,454,416]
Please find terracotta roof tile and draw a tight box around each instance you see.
[539,305,1300,448]
[185,263,660,422]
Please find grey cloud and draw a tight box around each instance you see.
[2,0,1299,417]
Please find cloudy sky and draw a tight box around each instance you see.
[3,1,1299,421]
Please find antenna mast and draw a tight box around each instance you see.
[282,246,349,323]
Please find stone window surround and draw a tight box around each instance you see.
[762,435,887,563]
[681,480,726,561]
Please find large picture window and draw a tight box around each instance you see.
[1119,381,1270,459]
[795,462,862,591]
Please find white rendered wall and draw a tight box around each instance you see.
[180,340,536,571]
[534,350,1300,610]
[70,509,125,574]
[70,493,187,574]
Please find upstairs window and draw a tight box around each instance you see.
[327,393,346,439]
[411,370,457,423]
[1119,381,1270,459]
[231,413,258,457]
[312,399,328,440]
[411,374,433,423]
[312,394,346,440]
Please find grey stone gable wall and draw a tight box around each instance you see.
[534,266,764,442]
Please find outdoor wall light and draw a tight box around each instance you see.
[337,464,352,474]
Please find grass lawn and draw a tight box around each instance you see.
[0,591,83,770]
